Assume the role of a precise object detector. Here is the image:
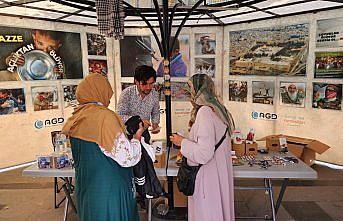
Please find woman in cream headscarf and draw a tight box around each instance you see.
[62,73,142,221]
[170,74,235,221]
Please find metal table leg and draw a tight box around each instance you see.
[62,177,77,214]
[63,196,69,221]
[266,179,276,221]
[275,178,289,214]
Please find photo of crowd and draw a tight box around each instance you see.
[87,33,106,56]
[315,51,343,78]
[229,80,247,102]
[63,85,77,108]
[280,82,306,107]
[313,83,342,110]
[252,81,274,105]
[31,86,59,111]
[195,58,215,78]
[0,88,26,115]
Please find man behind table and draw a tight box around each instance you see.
[117,65,160,142]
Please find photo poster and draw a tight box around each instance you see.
[229,23,309,76]
[315,51,343,78]
[195,58,215,78]
[155,81,188,101]
[312,83,342,110]
[152,35,190,78]
[88,59,108,76]
[120,36,153,77]
[63,85,78,108]
[0,88,26,115]
[86,33,106,56]
[229,80,247,102]
[316,17,343,48]
[280,82,306,107]
[195,33,216,55]
[252,81,275,105]
[31,86,59,111]
[0,26,83,81]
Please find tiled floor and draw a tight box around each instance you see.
[0,165,343,221]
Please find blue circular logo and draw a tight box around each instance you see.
[34,120,44,129]
[251,111,258,119]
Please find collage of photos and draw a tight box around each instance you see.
[229,80,247,102]
[229,23,309,76]
[194,33,216,78]
[315,52,343,78]
[280,82,306,107]
[63,85,78,109]
[313,83,342,110]
[31,86,59,111]
[252,81,274,105]
[153,35,190,78]
[87,33,108,77]
[0,26,83,81]
[0,88,26,115]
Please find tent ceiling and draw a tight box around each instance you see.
[0,0,342,27]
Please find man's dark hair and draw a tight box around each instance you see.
[34,29,61,42]
[134,65,156,83]
[169,37,180,53]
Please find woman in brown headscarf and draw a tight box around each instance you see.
[62,73,142,221]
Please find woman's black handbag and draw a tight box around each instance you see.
[176,127,228,196]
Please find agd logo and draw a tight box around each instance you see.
[34,117,64,129]
[251,111,277,120]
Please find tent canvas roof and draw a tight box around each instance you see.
[0,0,342,27]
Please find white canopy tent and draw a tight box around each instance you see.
[0,0,341,27]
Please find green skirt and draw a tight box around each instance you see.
[71,137,139,221]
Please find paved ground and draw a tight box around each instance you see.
[1,164,343,221]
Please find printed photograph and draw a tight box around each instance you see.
[155,81,188,101]
[31,86,59,111]
[121,82,134,91]
[195,58,215,78]
[229,23,309,76]
[315,51,343,78]
[229,80,247,102]
[88,59,108,76]
[252,81,275,105]
[0,26,83,81]
[154,35,190,77]
[316,17,343,48]
[195,33,216,55]
[280,82,306,107]
[0,88,26,115]
[86,33,106,56]
[63,85,77,108]
[313,83,342,110]
[120,36,153,77]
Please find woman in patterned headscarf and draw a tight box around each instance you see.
[62,73,142,221]
[170,74,235,221]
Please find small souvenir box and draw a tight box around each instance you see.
[37,156,52,169]
[52,155,71,169]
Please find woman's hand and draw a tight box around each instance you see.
[134,122,144,140]
[170,134,184,147]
